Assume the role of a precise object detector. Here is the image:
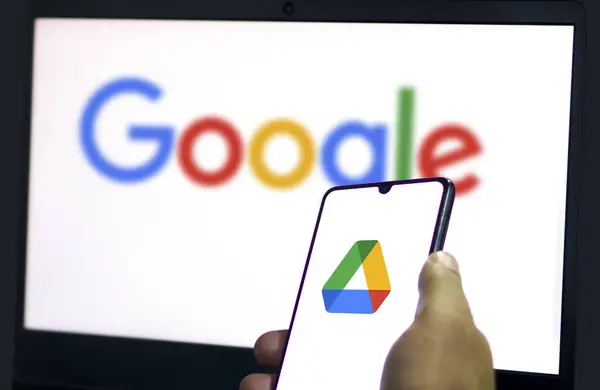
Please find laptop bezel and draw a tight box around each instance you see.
[14,1,585,389]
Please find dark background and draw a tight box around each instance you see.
[0,0,598,389]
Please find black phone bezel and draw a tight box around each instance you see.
[13,1,585,389]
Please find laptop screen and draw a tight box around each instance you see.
[26,19,574,375]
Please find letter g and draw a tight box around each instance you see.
[80,77,175,182]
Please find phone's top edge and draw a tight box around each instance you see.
[326,177,452,192]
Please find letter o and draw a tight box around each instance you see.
[249,119,315,189]
[177,116,243,186]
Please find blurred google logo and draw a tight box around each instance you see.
[81,77,482,196]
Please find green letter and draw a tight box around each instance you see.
[395,87,415,180]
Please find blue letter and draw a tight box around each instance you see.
[80,77,175,183]
[321,121,387,185]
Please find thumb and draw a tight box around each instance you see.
[381,252,494,390]
[415,251,473,324]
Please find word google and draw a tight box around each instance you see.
[322,240,390,314]
[80,77,482,196]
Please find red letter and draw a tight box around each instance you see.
[177,116,243,186]
[418,124,482,196]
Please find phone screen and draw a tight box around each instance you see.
[275,180,450,390]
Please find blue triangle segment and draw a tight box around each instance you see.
[322,289,374,314]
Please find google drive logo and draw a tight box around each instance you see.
[322,240,391,314]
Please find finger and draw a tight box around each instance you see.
[415,252,473,323]
[239,373,274,390]
[254,330,287,367]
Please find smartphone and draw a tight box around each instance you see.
[274,177,455,390]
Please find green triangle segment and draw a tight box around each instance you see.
[323,240,378,290]
[357,240,377,259]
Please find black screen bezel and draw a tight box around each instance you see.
[14,1,585,389]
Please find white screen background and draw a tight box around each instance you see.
[26,20,573,375]
[276,182,446,390]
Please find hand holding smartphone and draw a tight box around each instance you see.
[273,178,458,390]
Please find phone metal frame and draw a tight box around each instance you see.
[273,177,455,389]
[13,1,584,389]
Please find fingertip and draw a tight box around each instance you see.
[417,251,471,321]
[420,252,461,292]
[240,374,274,390]
[427,251,460,276]
[254,330,287,367]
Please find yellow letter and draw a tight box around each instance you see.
[249,119,315,189]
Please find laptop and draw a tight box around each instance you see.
[12,0,584,389]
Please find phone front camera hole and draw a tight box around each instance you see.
[379,184,392,194]
[283,2,295,15]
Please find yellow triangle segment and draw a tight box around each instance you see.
[362,241,391,290]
